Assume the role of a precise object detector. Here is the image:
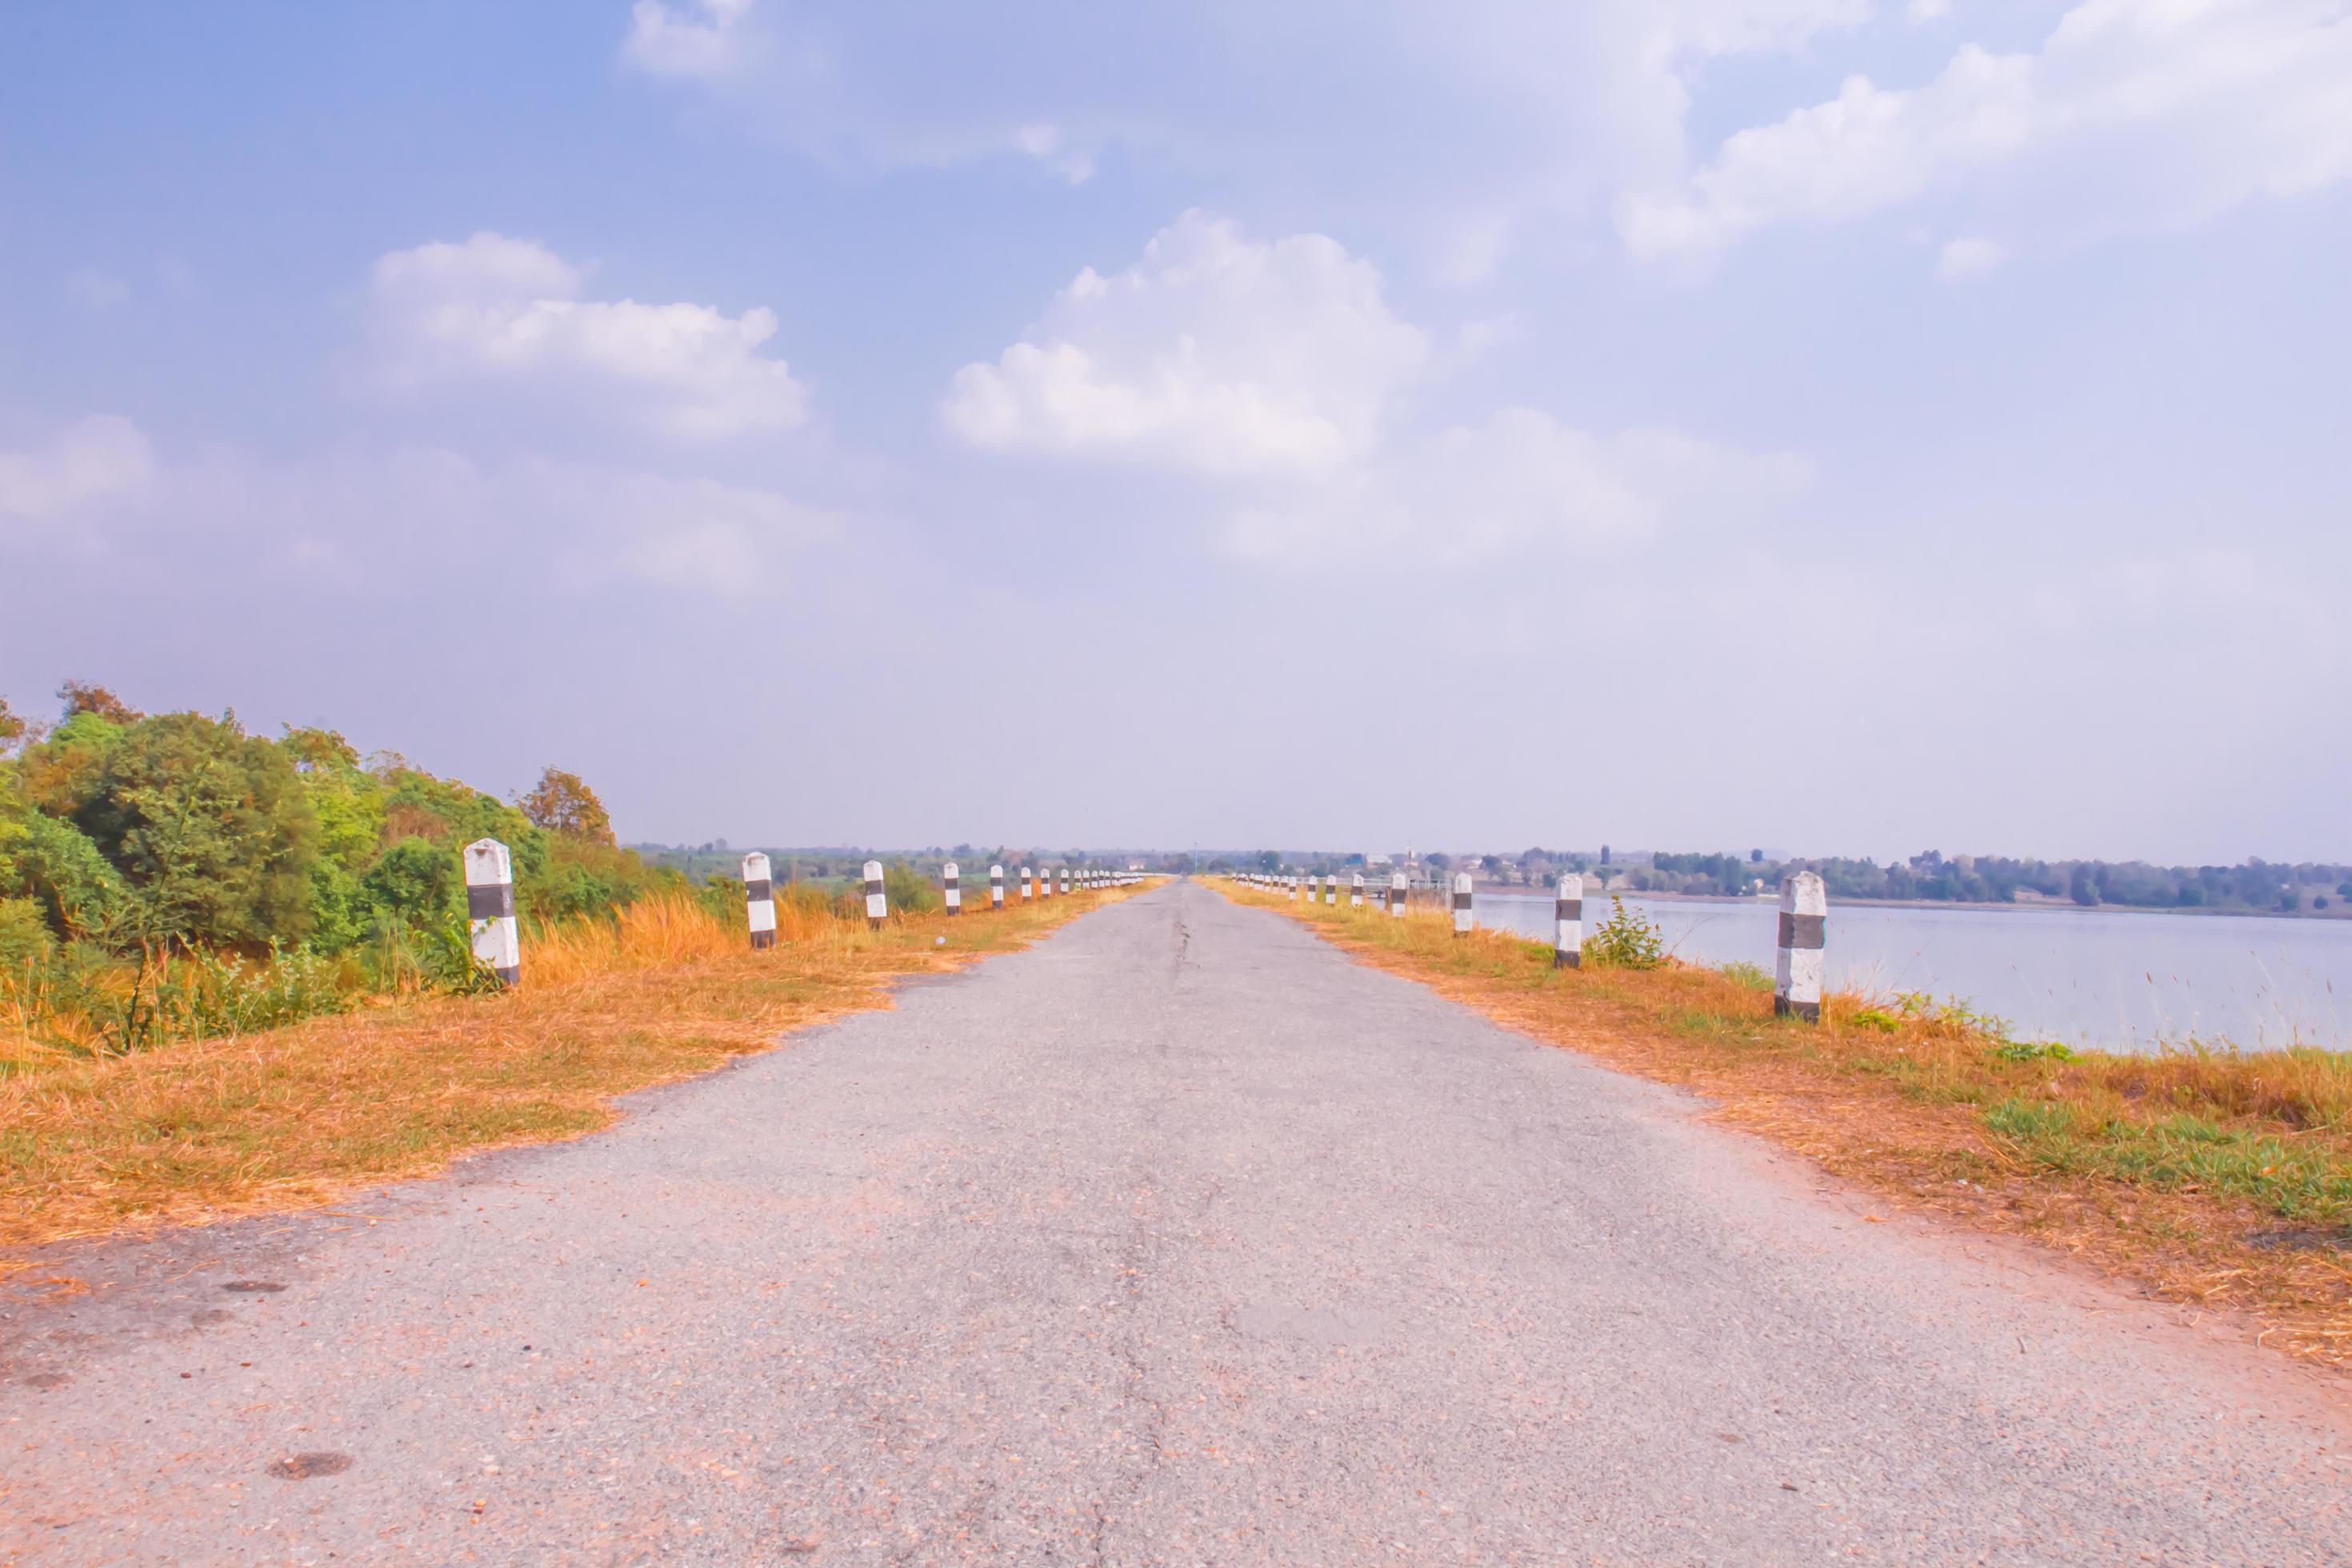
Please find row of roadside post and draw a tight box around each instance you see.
[846,860,1136,932]
[462,837,1138,989]
[1231,866,1828,1023]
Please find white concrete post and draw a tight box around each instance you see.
[864,859,887,929]
[1776,871,1827,1022]
[1322,874,1336,906]
[1554,872,1583,970]
[990,864,1005,910]
[464,838,520,986]
[943,861,962,916]
[743,851,776,950]
[1451,871,1474,937]
[1059,867,1070,895]
[1390,870,1408,918]
[1350,873,1365,909]
[1286,875,1297,901]
[1019,865,1033,901]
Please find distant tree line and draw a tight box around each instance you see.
[1622,848,2350,914]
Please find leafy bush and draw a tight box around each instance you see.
[2,806,126,936]
[152,942,356,1040]
[1582,896,1666,970]
[360,836,462,930]
[0,897,55,970]
[885,861,942,915]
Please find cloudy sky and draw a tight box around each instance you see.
[4,0,2347,862]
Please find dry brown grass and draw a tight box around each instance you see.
[1223,881,2352,1370]
[0,883,1146,1257]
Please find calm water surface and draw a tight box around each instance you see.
[1469,892,2350,1054]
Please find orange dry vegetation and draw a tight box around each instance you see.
[0,883,1144,1255]
[1223,882,2352,1371]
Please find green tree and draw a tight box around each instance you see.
[74,713,320,947]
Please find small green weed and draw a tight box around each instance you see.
[1583,897,1666,970]
[1718,960,1772,992]
[1990,1039,2077,1063]
[1894,989,2016,1042]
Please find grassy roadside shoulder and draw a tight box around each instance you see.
[1,882,1151,1256]
[1218,880,2352,1370]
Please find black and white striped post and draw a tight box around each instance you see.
[1390,870,1408,918]
[1286,875,1297,901]
[1321,874,1335,906]
[990,864,1005,910]
[944,861,962,916]
[1775,871,1827,1022]
[464,838,520,986]
[1554,872,1583,969]
[1451,871,1474,938]
[743,851,776,950]
[863,859,887,930]
[1350,873,1364,908]
[1059,867,1070,895]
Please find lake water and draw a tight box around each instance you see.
[1466,891,2350,1054]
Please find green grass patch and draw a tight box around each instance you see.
[1986,1098,2352,1222]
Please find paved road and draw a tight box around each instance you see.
[6,881,2350,1565]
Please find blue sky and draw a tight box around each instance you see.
[3,0,2347,862]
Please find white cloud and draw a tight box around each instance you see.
[1908,0,1954,22]
[617,1,1872,274]
[946,214,1802,569]
[366,232,810,441]
[942,212,1428,476]
[0,415,154,523]
[0,419,834,597]
[1622,0,2352,262]
[1010,122,1095,186]
[1934,234,2010,278]
[1223,410,1810,568]
[470,455,838,596]
[621,0,756,81]
[284,450,837,595]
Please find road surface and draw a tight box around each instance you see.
[6,880,2348,1563]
